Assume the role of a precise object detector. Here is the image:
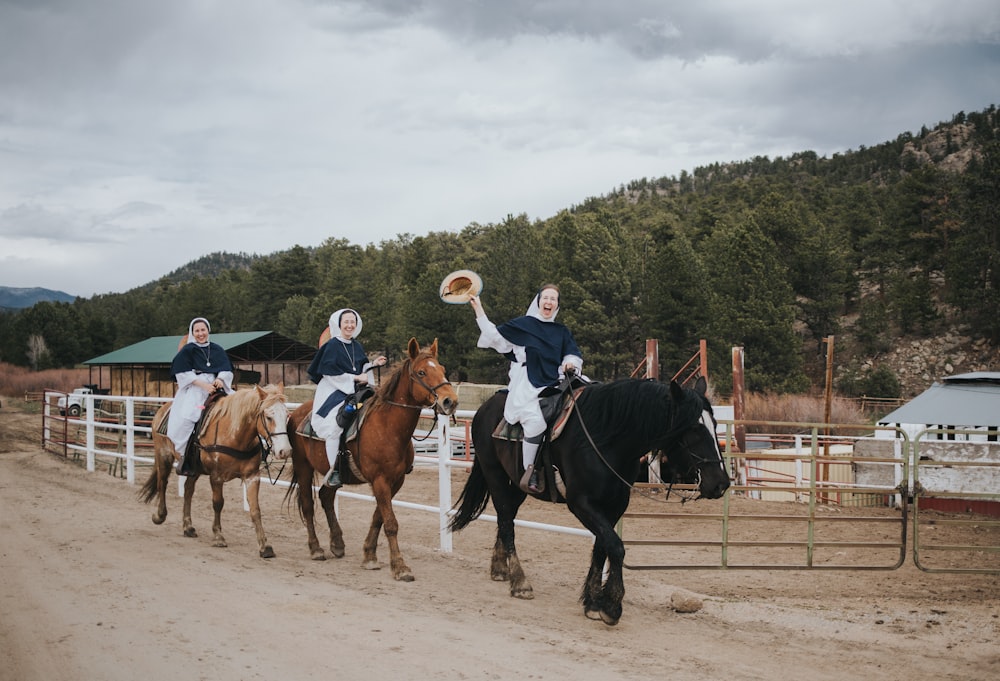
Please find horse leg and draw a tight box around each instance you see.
[492,495,532,598]
[363,478,414,581]
[501,529,532,599]
[582,544,609,621]
[361,509,383,571]
[244,472,274,559]
[209,476,227,548]
[575,506,627,625]
[150,452,171,525]
[317,484,346,559]
[489,535,509,581]
[181,474,198,538]
[595,533,626,626]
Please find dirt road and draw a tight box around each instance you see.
[1,398,998,681]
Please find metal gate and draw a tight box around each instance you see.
[911,428,1000,573]
[621,423,1000,574]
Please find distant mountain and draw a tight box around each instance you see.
[0,286,76,311]
[130,251,264,293]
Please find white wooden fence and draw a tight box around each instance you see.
[41,391,593,553]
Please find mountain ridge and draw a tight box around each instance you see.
[0,286,76,310]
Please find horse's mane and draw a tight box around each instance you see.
[577,379,705,446]
[210,385,285,437]
[375,358,409,402]
[372,348,438,404]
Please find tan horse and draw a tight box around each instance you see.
[139,383,292,558]
[285,338,458,581]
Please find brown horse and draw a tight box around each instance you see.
[284,338,457,581]
[139,383,292,558]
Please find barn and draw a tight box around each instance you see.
[876,371,1000,442]
[82,331,318,398]
[869,371,1000,516]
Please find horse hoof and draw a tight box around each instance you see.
[362,560,381,571]
[151,513,166,525]
[511,587,534,600]
[260,546,275,559]
[585,608,603,621]
[395,572,415,582]
[183,527,197,538]
[212,539,227,548]
[331,547,345,559]
[600,611,620,626]
[310,550,326,561]
[490,572,509,582]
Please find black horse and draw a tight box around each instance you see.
[448,376,730,625]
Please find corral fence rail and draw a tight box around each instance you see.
[40,392,999,573]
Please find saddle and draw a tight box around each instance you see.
[491,374,590,500]
[296,387,377,483]
[491,373,588,442]
[163,390,225,476]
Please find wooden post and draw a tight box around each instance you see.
[732,346,745,454]
[699,339,709,385]
[645,339,659,380]
[821,336,834,498]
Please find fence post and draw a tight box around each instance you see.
[438,415,454,552]
[85,394,97,472]
[125,398,137,484]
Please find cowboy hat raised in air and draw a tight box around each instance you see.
[439,270,483,304]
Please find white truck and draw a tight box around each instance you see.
[57,386,102,417]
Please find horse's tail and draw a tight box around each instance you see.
[448,456,491,532]
[137,467,159,504]
[282,468,302,518]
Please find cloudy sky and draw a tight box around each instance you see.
[1,0,998,298]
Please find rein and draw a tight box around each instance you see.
[565,386,711,504]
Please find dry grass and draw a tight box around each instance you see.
[0,362,91,398]
[742,391,869,433]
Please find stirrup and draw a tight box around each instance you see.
[519,465,544,494]
[322,466,342,488]
[527,468,543,494]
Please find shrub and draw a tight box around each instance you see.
[0,362,91,397]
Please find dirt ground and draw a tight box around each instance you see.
[1,397,998,681]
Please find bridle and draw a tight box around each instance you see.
[198,395,288,461]
[646,412,726,500]
[567,385,722,502]
[384,358,453,416]
[256,399,289,459]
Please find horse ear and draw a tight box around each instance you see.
[429,338,439,356]
[255,384,267,399]
[694,375,708,396]
[669,380,685,402]
[407,337,419,359]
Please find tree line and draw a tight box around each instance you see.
[2,106,997,397]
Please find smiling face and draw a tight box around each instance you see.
[339,311,358,339]
[537,287,559,320]
[191,320,210,344]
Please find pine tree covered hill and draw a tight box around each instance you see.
[1,106,998,398]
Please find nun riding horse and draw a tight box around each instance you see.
[449,376,730,625]
[285,338,458,581]
[140,383,292,558]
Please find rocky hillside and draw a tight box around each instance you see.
[873,327,1000,397]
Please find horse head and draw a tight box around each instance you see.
[661,377,730,499]
[256,383,292,459]
[404,338,458,416]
